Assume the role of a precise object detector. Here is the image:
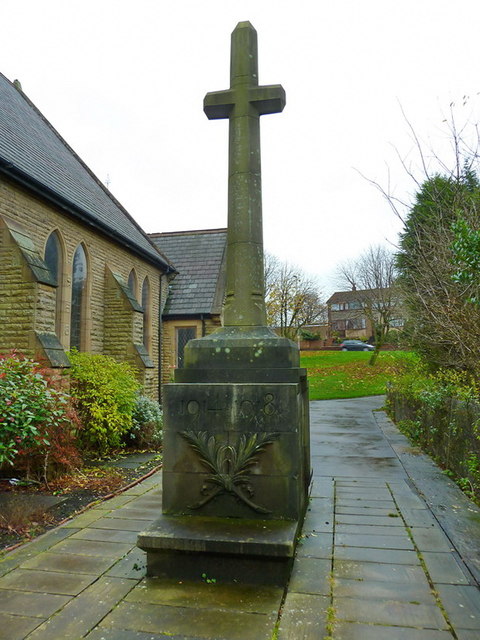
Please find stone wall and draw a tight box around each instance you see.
[0,176,165,399]
[161,315,222,385]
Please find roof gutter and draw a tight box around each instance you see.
[0,159,176,274]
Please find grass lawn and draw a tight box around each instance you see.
[301,350,412,400]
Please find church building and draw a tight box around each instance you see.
[0,73,175,399]
[150,228,226,382]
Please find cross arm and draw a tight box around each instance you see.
[204,90,235,120]
[249,85,286,115]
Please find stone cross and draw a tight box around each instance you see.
[204,21,285,328]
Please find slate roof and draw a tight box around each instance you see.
[0,73,173,271]
[150,229,227,316]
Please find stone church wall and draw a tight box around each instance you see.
[0,176,166,400]
[160,315,222,387]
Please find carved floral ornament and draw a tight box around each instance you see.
[180,430,279,514]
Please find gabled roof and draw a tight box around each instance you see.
[327,288,388,304]
[0,73,173,272]
[150,229,227,316]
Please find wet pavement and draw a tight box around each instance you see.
[0,396,479,639]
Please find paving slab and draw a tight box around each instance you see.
[0,612,40,640]
[99,601,277,640]
[334,576,435,602]
[296,531,333,558]
[312,455,404,478]
[85,630,189,640]
[19,550,116,575]
[69,526,139,544]
[422,551,470,584]
[277,592,329,639]
[99,494,136,508]
[335,487,394,501]
[61,509,112,528]
[302,509,334,533]
[47,537,133,558]
[335,532,414,550]
[336,498,396,509]
[0,568,96,595]
[106,547,147,579]
[25,577,136,639]
[104,506,159,520]
[435,584,480,630]
[109,453,159,469]
[125,578,283,614]
[410,527,455,552]
[456,631,480,640]
[334,545,419,565]
[309,478,334,498]
[335,594,448,628]
[0,527,79,577]
[335,513,405,527]
[397,508,439,527]
[334,559,430,584]
[0,589,70,617]
[287,556,331,595]
[335,523,411,536]
[335,505,400,517]
[333,621,453,640]
[87,517,151,531]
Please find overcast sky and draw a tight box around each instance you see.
[2,1,480,295]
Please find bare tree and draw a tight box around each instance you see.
[336,246,401,364]
[265,254,325,340]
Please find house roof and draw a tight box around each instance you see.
[327,288,387,304]
[150,229,227,316]
[0,73,173,272]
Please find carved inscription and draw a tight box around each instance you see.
[180,430,279,513]
[178,392,280,427]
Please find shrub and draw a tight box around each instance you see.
[0,351,81,480]
[300,330,321,341]
[68,351,140,454]
[124,394,163,448]
[387,357,480,503]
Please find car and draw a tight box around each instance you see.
[339,340,375,352]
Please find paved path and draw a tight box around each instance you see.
[0,397,479,639]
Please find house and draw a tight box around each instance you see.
[149,228,226,381]
[327,288,404,341]
[0,73,175,399]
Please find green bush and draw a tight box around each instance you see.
[300,330,321,341]
[68,351,140,454]
[387,356,480,502]
[124,394,163,448]
[0,351,81,479]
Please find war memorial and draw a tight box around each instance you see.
[137,21,311,585]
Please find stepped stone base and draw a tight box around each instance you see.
[137,514,300,585]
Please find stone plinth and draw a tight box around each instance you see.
[137,515,298,585]
[138,365,310,584]
[161,381,309,520]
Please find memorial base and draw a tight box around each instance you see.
[137,514,300,586]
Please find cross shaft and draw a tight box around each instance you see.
[204,21,285,327]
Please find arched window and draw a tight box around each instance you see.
[142,277,151,351]
[70,244,87,350]
[44,231,63,336]
[128,269,138,301]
